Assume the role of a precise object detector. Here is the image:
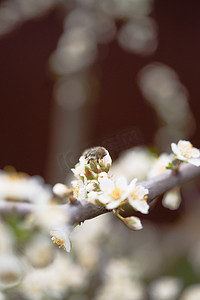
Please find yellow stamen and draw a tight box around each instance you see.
[111,187,122,200]
[73,183,80,198]
[50,233,66,251]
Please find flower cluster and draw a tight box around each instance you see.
[52,147,150,251]
[51,140,200,252]
[70,148,149,214]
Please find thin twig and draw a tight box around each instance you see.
[67,163,200,223]
[0,163,199,224]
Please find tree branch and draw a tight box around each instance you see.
[0,163,200,224]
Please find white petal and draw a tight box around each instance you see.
[178,140,191,148]
[127,178,137,194]
[171,143,179,156]
[99,178,114,193]
[77,188,87,201]
[102,151,112,166]
[191,148,200,158]
[106,200,122,210]
[98,193,110,204]
[98,172,108,180]
[129,199,149,214]
[71,180,83,189]
[116,176,128,190]
[129,178,138,187]
[188,158,200,167]
[79,156,87,165]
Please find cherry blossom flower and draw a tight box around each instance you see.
[171,140,200,167]
[98,176,128,209]
[127,179,149,214]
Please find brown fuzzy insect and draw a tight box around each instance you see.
[83,146,107,163]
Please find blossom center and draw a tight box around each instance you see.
[111,187,122,200]
[130,187,148,202]
[179,143,197,158]
[130,187,140,199]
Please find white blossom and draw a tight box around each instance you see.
[98,176,128,209]
[127,179,149,214]
[171,140,200,166]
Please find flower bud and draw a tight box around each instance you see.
[123,216,143,230]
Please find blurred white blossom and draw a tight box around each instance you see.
[147,153,172,179]
[111,147,155,181]
[99,0,154,18]
[180,284,200,300]
[171,140,200,166]
[50,27,97,75]
[95,258,146,300]
[24,233,55,268]
[118,17,157,55]
[0,170,52,204]
[0,0,61,36]
[138,63,195,150]
[53,183,69,197]
[162,188,182,210]
[0,254,24,289]
[21,252,86,300]
[148,276,183,300]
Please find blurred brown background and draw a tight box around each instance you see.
[0,0,200,183]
